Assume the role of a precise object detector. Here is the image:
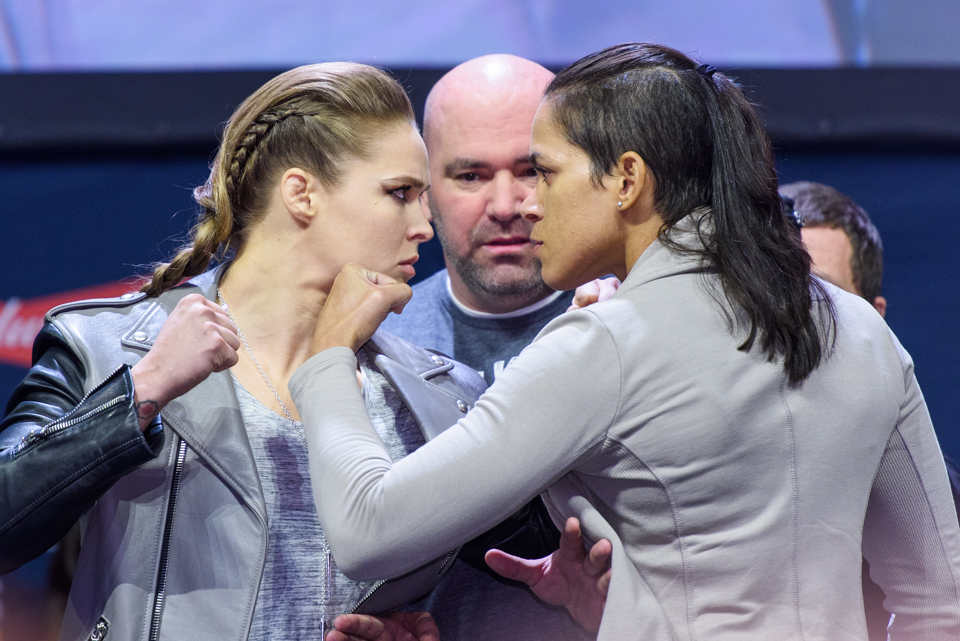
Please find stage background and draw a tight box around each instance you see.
[0,4,958,638]
[1,66,958,463]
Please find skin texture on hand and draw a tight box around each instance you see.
[130,294,239,430]
[309,263,413,355]
[485,517,611,632]
[568,277,621,312]
[326,612,440,641]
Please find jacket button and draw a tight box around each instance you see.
[456,400,468,413]
[121,292,137,300]
[132,331,148,342]
[431,355,445,366]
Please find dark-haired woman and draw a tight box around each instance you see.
[291,44,960,640]
[0,62,489,641]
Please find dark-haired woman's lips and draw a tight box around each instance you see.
[483,237,534,255]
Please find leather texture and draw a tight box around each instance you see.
[0,265,491,641]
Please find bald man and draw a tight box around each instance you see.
[385,56,591,641]
[383,54,574,385]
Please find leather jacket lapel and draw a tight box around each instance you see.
[117,265,267,522]
[364,330,486,442]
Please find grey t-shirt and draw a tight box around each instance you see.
[237,348,425,640]
[382,269,575,386]
[382,270,592,641]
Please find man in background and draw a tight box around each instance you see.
[782,180,960,641]
[386,55,591,640]
[780,181,887,316]
[384,54,573,385]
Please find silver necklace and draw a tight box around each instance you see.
[217,288,330,631]
[217,289,304,440]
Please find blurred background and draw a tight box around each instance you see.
[0,1,958,638]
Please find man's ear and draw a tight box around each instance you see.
[612,152,648,212]
[280,168,320,225]
[873,295,887,318]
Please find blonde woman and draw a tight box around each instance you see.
[0,63,502,641]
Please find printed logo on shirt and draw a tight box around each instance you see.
[0,281,137,368]
[476,356,518,381]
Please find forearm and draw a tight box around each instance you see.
[290,312,620,582]
[0,327,163,574]
[862,372,960,638]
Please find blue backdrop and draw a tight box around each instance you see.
[0,148,957,460]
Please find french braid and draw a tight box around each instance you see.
[141,63,415,296]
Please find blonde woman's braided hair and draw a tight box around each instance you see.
[141,63,416,296]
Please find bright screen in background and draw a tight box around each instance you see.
[1,0,958,72]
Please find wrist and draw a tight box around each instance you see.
[130,361,170,432]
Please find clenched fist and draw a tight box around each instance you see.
[130,294,240,429]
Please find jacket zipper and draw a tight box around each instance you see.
[13,366,127,458]
[348,549,459,614]
[148,437,188,641]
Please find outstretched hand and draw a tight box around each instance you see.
[485,517,611,633]
[310,263,413,355]
[326,612,440,641]
[568,277,621,312]
[130,294,239,430]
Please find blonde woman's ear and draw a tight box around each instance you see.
[280,168,318,224]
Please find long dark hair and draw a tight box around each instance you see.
[545,43,834,384]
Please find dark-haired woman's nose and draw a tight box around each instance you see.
[520,189,543,223]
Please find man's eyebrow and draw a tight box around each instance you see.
[383,175,426,190]
[444,156,535,176]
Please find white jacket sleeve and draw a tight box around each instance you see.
[289,310,622,581]
[861,335,960,640]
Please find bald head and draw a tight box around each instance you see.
[424,54,554,149]
[422,55,556,314]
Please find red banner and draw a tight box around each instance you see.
[0,281,139,368]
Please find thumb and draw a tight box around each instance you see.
[484,549,545,587]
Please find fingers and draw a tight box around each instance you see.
[387,612,440,641]
[597,568,612,596]
[311,264,414,353]
[572,281,602,310]
[484,548,545,587]
[330,614,385,640]
[570,277,621,312]
[584,537,613,578]
[598,276,620,300]
[557,517,587,564]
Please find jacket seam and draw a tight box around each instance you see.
[779,373,806,641]
[599,436,689,641]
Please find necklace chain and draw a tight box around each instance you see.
[216,288,328,630]
[217,289,300,428]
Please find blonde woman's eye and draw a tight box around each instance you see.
[390,186,410,201]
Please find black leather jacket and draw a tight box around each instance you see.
[0,322,163,573]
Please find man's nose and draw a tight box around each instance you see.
[486,171,527,221]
